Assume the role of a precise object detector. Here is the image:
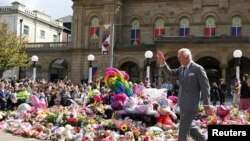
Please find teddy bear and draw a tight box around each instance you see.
[155,97,177,130]
[124,131,135,141]
[55,124,77,141]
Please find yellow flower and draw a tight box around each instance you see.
[120,124,128,132]
[145,132,153,137]
[89,118,96,124]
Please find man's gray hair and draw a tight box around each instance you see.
[179,48,192,59]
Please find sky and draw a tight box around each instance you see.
[1,0,73,19]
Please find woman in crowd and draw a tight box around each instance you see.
[7,86,18,110]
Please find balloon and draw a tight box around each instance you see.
[216,105,230,118]
[17,103,31,114]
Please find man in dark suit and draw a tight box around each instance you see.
[0,80,10,111]
[157,48,212,141]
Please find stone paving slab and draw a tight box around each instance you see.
[0,130,42,141]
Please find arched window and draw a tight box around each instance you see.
[154,18,165,40]
[204,17,216,37]
[89,17,100,48]
[179,18,190,37]
[130,19,140,45]
[231,16,242,36]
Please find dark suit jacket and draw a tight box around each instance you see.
[161,61,210,113]
[0,89,10,102]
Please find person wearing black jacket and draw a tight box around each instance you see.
[218,79,227,105]
[239,74,250,110]
[210,82,220,106]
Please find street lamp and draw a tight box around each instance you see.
[31,55,38,82]
[87,54,95,83]
[233,49,242,104]
[144,50,153,82]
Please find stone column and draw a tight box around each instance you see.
[220,64,227,81]
[139,67,144,83]
[72,6,83,49]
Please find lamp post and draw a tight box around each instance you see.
[233,49,242,104]
[87,54,95,84]
[144,50,153,82]
[31,55,38,82]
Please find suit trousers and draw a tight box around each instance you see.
[178,112,206,141]
[0,101,7,110]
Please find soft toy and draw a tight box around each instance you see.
[110,93,127,110]
[104,67,135,111]
[155,97,177,130]
[83,124,95,140]
[101,131,119,141]
[125,131,135,141]
[123,96,158,116]
[54,124,76,141]
[30,94,47,113]
[124,96,138,114]
[104,67,133,97]
[63,124,74,140]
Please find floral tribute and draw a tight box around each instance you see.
[1,98,250,141]
[0,68,250,140]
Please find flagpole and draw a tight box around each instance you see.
[110,24,115,67]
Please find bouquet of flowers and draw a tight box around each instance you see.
[66,114,78,126]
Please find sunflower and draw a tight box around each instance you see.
[120,124,128,132]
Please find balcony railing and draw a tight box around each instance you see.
[156,35,250,43]
[27,42,72,48]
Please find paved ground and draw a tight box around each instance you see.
[0,130,42,141]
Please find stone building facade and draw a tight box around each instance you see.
[66,0,250,88]
[25,0,250,93]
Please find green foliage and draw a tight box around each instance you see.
[0,22,28,76]
[45,113,59,124]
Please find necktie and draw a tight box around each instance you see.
[183,67,186,76]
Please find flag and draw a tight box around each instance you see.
[154,28,165,40]
[102,30,110,54]
[179,28,190,37]
[90,27,100,39]
[102,24,111,54]
[204,27,215,37]
[92,67,98,77]
[232,27,242,36]
[131,29,140,45]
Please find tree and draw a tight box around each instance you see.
[0,22,29,78]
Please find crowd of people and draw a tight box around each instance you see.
[0,77,165,112]
[0,78,101,111]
